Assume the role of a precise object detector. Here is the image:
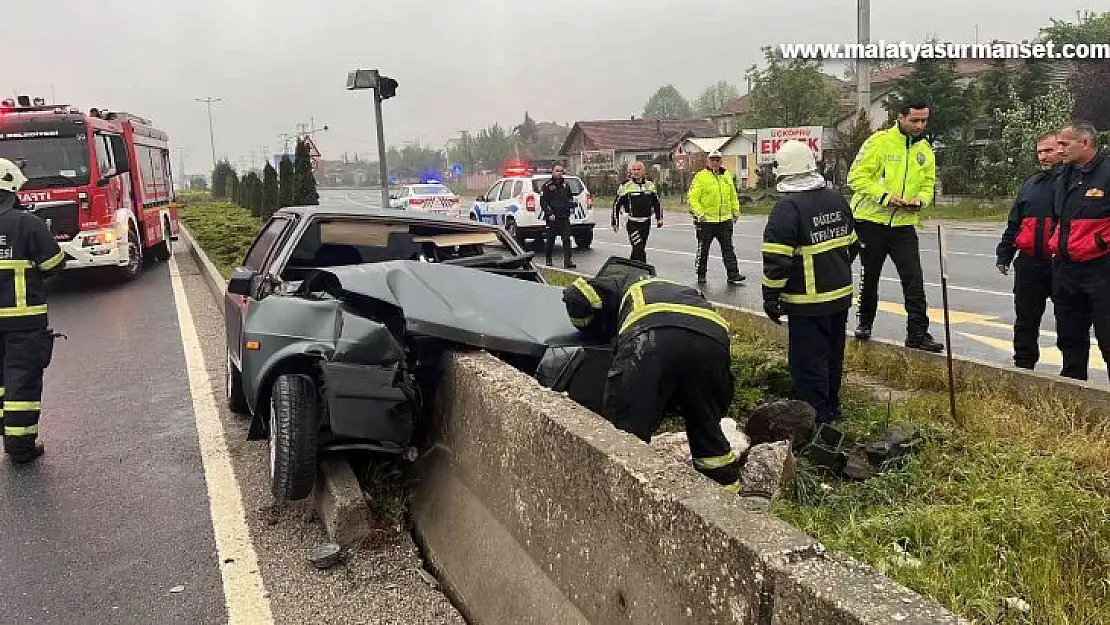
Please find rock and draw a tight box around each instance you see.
[740,441,797,500]
[744,400,816,451]
[309,543,344,570]
[720,418,750,457]
[650,419,750,465]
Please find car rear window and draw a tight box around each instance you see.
[413,185,451,195]
[531,177,584,194]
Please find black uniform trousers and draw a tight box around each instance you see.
[545,215,573,265]
[601,326,740,488]
[787,308,848,424]
[1052,258,1110,382]
[0,328,53,455]
[1011,254,1053,369]
[855,220,929,337]
[694,220,740,280]
[626,219,651,263]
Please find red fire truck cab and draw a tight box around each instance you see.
[0,94,179,281]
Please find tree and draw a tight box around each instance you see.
[1039,11,1110,128]
[882,44,977,142]
[642,85,693,119]
[831,109,874,185]
[291,138,319,206]
[744,46,841,127]
[693,81,741,116]
[210,160,236,199]
[262,163,279,219]
[227,170,240,205]
[977,57,1012,120]
[189,176,208,191]
[278,154,295,207]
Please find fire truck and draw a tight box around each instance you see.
[0,94,179,281]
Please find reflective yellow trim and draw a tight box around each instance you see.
[0,386,5,397]
[14,263,26,309]
[0,260,32,269]
[4,401,41,412]
[4,425,38,436]
[39,251,64,271]
[804,254,816,295]
[761,276,788,288]
[781,284,854,304]
[619,277,676,311]
[620,302,729,334]
[722,481,741,494]
[760,242,795,256]
[693,451,737,470]
[0,305,47,318]
[571,278,603,309]
[797,232,857,255]
[569,315,592,328]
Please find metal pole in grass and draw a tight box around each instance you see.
[937,223,960,426]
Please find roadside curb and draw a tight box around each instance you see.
[178,224,374,548]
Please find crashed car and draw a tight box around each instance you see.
[223,205,654,500]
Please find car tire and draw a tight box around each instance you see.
[268,373,320,502]
[574,232,593,249]
[226,350,249,415]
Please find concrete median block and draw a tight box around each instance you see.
[178,225,229,304]
[313,455,372,548]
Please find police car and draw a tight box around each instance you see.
[469,163,596,250]
[388,181,462,216]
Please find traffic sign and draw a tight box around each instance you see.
[303,135,321,159]
[310,157,320,172]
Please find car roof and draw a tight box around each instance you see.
[274,205,494,228]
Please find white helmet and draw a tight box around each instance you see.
[773,140,818,177]
[707,149,723,159]
[0,158,27,194]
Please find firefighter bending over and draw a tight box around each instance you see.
[0,158,66,463]
[611,161,662,263]
[562,270,741,492]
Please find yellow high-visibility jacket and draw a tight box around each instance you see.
[687,167,740,223]
[847,125,936,228]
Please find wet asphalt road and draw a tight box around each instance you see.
[0,261,226,623]
[319,188,1107,386]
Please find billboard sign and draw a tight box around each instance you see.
[581,149,616,173]
[755,126,824,165]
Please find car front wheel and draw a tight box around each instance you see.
[268,373,320,501]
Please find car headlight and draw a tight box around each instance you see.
[82,228,116,247]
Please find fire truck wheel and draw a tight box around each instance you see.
[151,217,173,262]
[268,373,320,502]
[226,350,249,415]
[116,224,143,281]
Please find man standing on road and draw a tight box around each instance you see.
[848,101,944,353]
[995,131,1062,369]
[688,150,744,286]
[561,271,741,493]
[1048,120,1110,382]
[612,161,662,263]
[0,158,66,463]
[539,163,577,268]
[761,140,860,424]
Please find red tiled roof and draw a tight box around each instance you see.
[562,118,718,153]
[871,57,1023,84]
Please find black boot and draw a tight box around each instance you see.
[905,332,944,353]
[7,440,44,464]
[854,320,872,340]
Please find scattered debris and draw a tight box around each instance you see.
[417,567,441,590]
[648,418,749,465]
[741,441,797,501]
[309,543,344,570]
[168,585,185,594]
[744,400,816,452]
[1003,597,1031,614]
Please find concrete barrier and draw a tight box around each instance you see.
[412,349,968,624]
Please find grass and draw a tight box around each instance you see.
[178,201,267,278]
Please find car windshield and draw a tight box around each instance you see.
[531,176,585,194]
[412,185,451,195]
[0,136,91,189]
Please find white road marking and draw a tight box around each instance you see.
[168,253,274,625]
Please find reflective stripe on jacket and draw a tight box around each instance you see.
[847,125,936,228]
[0,197,66,330]
[612,179,661,224]
[617,277,729,345]
[687,167,739,223]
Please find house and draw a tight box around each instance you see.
[709,74,852,136]
[558,117,718,175]
[674,133,759,188]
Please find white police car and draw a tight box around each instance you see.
[469,163,595,250]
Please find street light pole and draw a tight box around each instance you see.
[857,0,871,114]
[347,68,398,210]
[371,72,390,210]
[195,97,222,171]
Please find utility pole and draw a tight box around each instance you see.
[195,97,222,170]
[857,0,871,115]
[175,147,189,190]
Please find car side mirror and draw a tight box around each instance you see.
[228,266,259,296]
[475,195,485,202]
[95,177,110,187]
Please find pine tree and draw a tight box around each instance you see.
[883,43,977,141]
[262,162,279,220]
[291,138,319,206]
[278,154,295,207]
[227,171,240,205]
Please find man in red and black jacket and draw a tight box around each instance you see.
[995,131,1062,369]
[1049,120,1110,382]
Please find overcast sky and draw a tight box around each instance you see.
[8,0,1095,175]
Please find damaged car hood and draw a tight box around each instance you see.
[309,261,587,357]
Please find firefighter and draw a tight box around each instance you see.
[561,270,741,493]
[0,157,66,463]
[1049,120,1110,382]
[995,131,1062,370]
[761,140,860,425]
[688,150,744,286]
[611,161,662,263]
[847,101,944,353]
[539,163,577,268]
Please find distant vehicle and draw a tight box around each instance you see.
[469,162,596,251]
[388,182,461,216]
[0,94,179,281]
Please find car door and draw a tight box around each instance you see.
[225,215,295,368]
[473,180,503,225]
[493,178,517,226]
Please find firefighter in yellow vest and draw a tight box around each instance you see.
[561,270,741,493]
[0,158,66,463]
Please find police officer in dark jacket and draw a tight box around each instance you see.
[611,161,662,263]
[539,163,577,268]
[1049,120,1110,382]
[761,141,860,425]
[0,158,66,463]
[562,269,741,493]
[995,131,1062,370]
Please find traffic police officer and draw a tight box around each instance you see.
[687,150,744,286]
[539,163,577,268]
[611,161,662,263]
[847,101,944,353]
[761,140,860,425]
[0,157,66,463]
[995,131,1062,370]
[561,270,741,492]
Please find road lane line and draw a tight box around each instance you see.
[168,254,274,625]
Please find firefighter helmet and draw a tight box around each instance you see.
[0,158,27,194]
[773,140,818,177]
